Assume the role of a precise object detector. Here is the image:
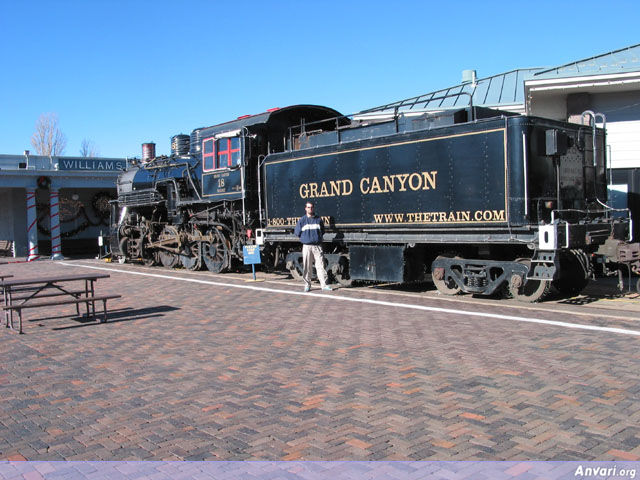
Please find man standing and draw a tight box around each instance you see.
[294,201,332,292]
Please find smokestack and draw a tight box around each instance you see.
[142,143,156,162]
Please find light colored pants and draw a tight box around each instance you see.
[302,244,328,288]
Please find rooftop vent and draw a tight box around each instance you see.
[462,69,477,85]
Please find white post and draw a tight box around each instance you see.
[49,188,64,260]
[25,189,39,261]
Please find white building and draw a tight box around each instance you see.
[0,153,127,258]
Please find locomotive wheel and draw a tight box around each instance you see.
[118,236,130,262]
[202,229,230,273]
[552,250,589,297]
[286,252,304,280]
[332,255,352,287]
[143,250,159,267]
[158,226,180,268]
[141,236,159,266]
[508,259,551,303]
[431,256,462,295]
[180,242,202,271]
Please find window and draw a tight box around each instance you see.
[202,138,215,171]
[217,137,241,168]
[202,136,241,171]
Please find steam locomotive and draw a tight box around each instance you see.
[110,99,639,301]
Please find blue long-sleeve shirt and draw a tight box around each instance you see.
[294,215,325,245]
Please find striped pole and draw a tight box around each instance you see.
[50,189,64,260]
[25,189,40,261]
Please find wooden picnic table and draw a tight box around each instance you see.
[1,272,119,334]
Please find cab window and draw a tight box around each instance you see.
[217,137,241,168]
[202,136,241,171]
[202,138,215,171]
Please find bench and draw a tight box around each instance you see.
[4,289,88,302]
[3,289,89,316]
[2,294,122,334]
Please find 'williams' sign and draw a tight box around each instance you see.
[58,158,126,171]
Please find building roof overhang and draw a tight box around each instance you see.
[525,71,640,96]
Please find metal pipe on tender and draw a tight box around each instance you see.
[257,155,265,224]
[581,110,608,204]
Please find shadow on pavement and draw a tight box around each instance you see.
[27,305,182,330]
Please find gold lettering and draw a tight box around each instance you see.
[492,210,505,221]
[319,182,329,197]
[299,184,308,198]
[342,179,353,195]
[395,173,409,191]
[383,176,394,192]
[360,177,370,194]
[408,173,422,191]
[370,176,383,194]
[329,180,341,196]
[422,171,437,189]
[309,183,318,198]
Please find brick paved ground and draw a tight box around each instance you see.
[1,258,639,461]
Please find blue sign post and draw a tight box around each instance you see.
[242,245,262,281]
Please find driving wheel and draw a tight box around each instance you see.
[158,225,180,268]
[180,241,202,270]
[202,228,230,273]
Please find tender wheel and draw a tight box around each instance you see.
[332,255,352,287]
[553,250,589,297]
[431,256,462,295]
[286,252,304,281]
[158,225,180,268]
[180,242,202,270]
[202,228,230,273]
[508,259,551,302]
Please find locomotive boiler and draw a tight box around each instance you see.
[110,100,639,302]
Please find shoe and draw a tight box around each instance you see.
[304,285,310,292]
[321,286,333,292]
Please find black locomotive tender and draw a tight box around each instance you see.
[111,97,640,302]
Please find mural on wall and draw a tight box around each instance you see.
[37,191,114,238]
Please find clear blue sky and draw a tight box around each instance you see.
[1,0,639,158]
